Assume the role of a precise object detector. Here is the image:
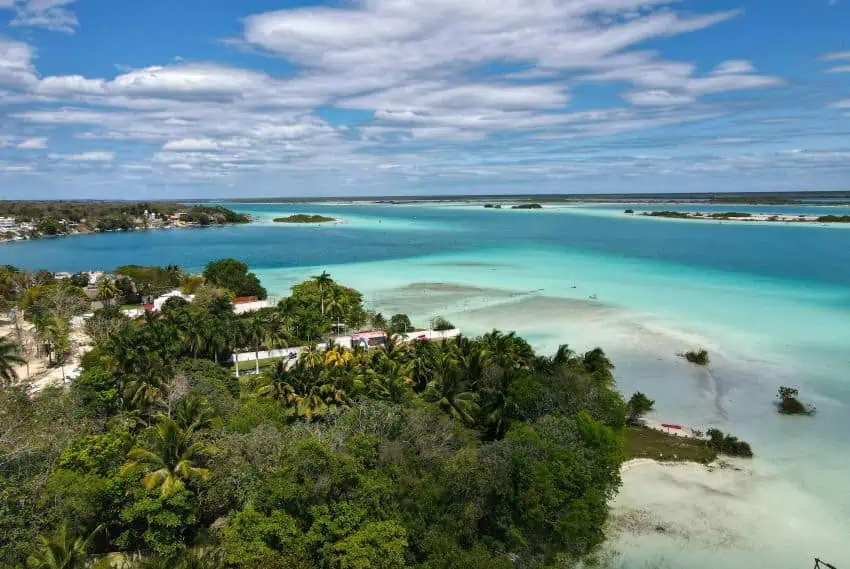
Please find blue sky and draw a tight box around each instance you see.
[0,0,849,198]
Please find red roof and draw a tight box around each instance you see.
[234,296,259,304]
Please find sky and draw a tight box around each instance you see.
[0,0,849,199]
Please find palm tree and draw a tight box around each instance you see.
[296,382,349,421]
[97,278,119,306]
[311,271,333,315]
[256,368,297,403]
[325,290,345,333]
[120,416,209,496]
[242,314,267,375]
[424,351,477,425]
[26,522,103,569]
[0,335,25,387]
[324,344,352,368]
[366,359,412,403]
[581,347,615,385]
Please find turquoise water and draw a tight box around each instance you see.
[2,202,849,568]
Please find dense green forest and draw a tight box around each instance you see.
[0,264,637,569]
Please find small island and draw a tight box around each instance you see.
[512,203,543,210]
[637,210,850,224]
[682,349,710,366]
[273,214,337,224]
[776,386,816,416]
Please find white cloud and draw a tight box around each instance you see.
[49,151,115,162]
[832,99,850,108]
[825,65,850,73]
[17,137,47,149]
[713,60,755,75]
[583,58,781,97]
[0,38,38,89]
[163,138,220,151]
[820,51,850,61]
[10,0,79,34]
[624,89,695,106]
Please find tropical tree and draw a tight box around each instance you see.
[626,392,654,425]
[242,314,267,375]
[255,363,297,403]
[26,522,103,569]
[312,270,333,315]
[96,278,119,306]
[120,416,210,496]
[388,313,412,336]
[323,344,352,368]
[366,358,412,403]
[424,350,477,424]
[0,334,25,387]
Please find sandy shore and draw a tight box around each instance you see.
[606,458,848,569]
[1,319,91,392]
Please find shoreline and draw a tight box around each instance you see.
[0,220,253,245]
[634,211,850,225]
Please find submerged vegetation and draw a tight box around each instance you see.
[683,349,710,366]
[511,203,543,209]
[776,386,816,416]
[273,214,336,223]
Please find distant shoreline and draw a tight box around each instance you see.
[0,220,251,245]
[633,210,850,225]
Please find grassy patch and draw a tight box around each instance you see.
[624,426,717,464]
[233,355,291,374]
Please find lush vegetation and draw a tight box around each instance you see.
[705,428,754,458]
[273,214,336,223]
[511,204,543,210]
[815,215,850,223]
[0,262,761,569]
[625,392,654,426]
[115,265,183,303]
[776,386,816,416]
[708,212,752,219]
[641,211,691,219]
[683,349,710,366]
[430,316,455,332]
[202,259,267,300]
[0,264,644,569]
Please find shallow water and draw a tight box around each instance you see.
[3,202,849,568]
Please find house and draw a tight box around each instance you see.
[152,290,195,311]
[351,330,388,350]
[0,217,16,230]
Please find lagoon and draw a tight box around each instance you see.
[3,201,849,568]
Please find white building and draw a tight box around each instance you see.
[0,217,16,230]
[152,290,195,311]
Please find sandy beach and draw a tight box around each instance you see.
[607,458,847,569]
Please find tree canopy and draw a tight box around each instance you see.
[0,270,670,569]
[202,259,266,300]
